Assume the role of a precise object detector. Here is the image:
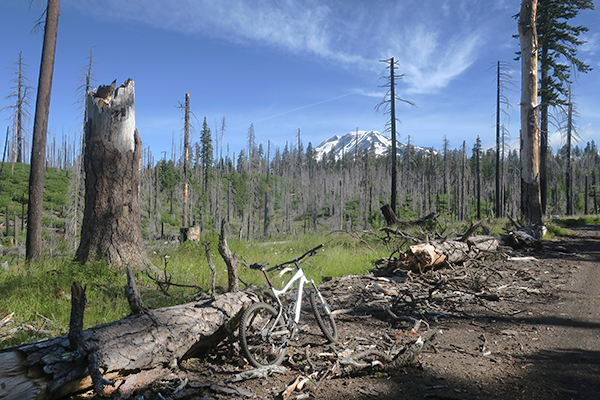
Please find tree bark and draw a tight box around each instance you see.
[75,79,153,270]
[0,291,258,400]
[540,46,549,215]
[390,57,398,214]
[124,264,149,314]
[585,174,588,214]
[263,190,270,237]
[203,242,217,298]
[519,0,543,225]
[566,99,573,215]
[182,93,190,228]
[380,204,400,226]
[496,61,502,218]
[218,219,239,292]
[26,0,60,261]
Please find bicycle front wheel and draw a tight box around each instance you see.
[309,290,338,343]
[239,302,290,367]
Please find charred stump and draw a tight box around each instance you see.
[75,79,153,270]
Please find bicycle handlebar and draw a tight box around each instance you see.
[269,244,324,271]
[248,244,324,273]
[298,243,324,260]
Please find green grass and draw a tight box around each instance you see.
[544,222,571,239]
[1,231,393,349]
[553,215,600,228]
[0,163,69,221]
[540,215,600,239]
[0,259,131,348]
[148,231,381,294]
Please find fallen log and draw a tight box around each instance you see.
[503,228,545,250]
[0,290,258,400]
[378,235,500,274]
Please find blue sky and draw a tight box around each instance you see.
[1,0,599,163]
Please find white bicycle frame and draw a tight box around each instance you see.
[251,244,329,341]
[267,263,324,340]
[273,267,312,323]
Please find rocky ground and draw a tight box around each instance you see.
[77,226,600,400]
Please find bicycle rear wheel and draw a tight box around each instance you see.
[239,302,290,367]
[309,289,338,343]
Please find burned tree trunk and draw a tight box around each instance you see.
[182,93,190,228]
[380,204,400,226]
[26,0,60,261]
[0,290,258,400]
[518,0,543,225]
[75,79,153,269]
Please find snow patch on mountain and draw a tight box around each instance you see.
[314,130,431,160]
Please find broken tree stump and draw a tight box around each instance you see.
[75,79,154,270]
[0,291,258,400]
[218,219,239,292]
[380,204,400,226]
[203,242,217,299]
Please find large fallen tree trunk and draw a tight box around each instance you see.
[378,235,500,274]
[0,290,258,400]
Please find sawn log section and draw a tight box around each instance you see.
[0,291,258,400]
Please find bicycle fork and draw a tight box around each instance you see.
[308,280,334,316]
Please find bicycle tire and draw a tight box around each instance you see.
[239,302,289,367]
[309,289,338,343]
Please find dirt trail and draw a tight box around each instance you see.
[79,226,600,400]
[526,226,600,399]
[306,227,600,400]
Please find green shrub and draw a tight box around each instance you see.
[545,223,570,238]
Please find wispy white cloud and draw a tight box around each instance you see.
[68,0,492,94]
[385,25,482,94]
[580,32,600,68]
[69,0,368,66]
[353,89,386,99]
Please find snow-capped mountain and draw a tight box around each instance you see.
[314,130,431,160]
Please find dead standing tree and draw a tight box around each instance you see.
[26,0,60,261]
[75,79,154,270]
[376,57,414,217]
[181,92,190,228]
[518,0,543,225]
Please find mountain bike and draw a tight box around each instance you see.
[239,244,338,368]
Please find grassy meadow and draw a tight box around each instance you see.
[0,230,387,349]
